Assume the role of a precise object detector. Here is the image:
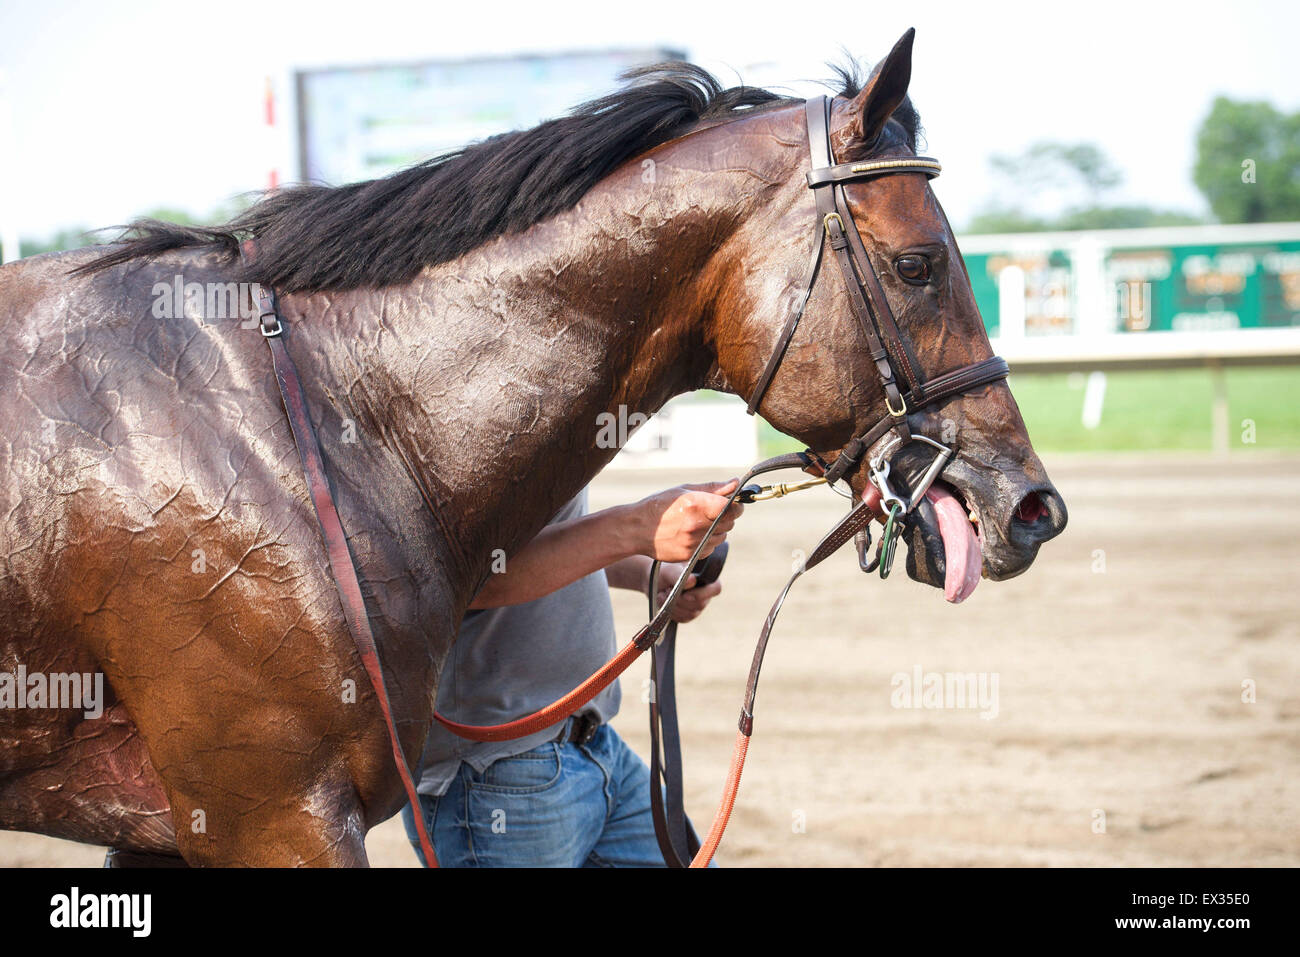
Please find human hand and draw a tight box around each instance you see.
[634,479,743,563]
[653,563,722,624]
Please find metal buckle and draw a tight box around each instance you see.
[885,392,908,417]
[822,212,844,234]
[256,288,283,338]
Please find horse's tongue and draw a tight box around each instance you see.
[923,485,982,604]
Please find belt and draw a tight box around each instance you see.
[557,712,601,746]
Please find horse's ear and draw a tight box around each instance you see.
[844,28,915,152]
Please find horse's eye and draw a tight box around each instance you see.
[895,255,932,285]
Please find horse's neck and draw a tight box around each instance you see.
[302,127,775,595]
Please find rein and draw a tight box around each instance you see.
[247,94,1012,869]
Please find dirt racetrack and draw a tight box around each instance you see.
[3,452,1297,867]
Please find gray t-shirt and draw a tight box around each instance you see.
[417,487,621,796]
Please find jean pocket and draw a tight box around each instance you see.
[472,744,563,794]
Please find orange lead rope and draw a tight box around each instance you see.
[691,731,750,867]
[433,637,647,741]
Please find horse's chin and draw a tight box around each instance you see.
[903,495,947,588]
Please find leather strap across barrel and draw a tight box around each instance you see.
[745,95,1009,485]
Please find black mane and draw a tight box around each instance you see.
[75,60,920,293]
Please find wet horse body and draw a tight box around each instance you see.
[0,36,1065,864]
[0,110,793,863]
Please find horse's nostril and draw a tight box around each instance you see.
[1008,487,1068,548]
[1015,491,1047,524]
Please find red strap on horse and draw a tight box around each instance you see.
[244,243,438,869]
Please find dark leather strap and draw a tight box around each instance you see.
[647,543,726,868]
[243,242,438,870]
[836,177,925,393]
[808,97,910,440]
[649,626,699,866]
[745,223,827,415]
[739,500,876,735]
[821,355,1009,484]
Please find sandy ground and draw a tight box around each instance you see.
[3,451,1297,867]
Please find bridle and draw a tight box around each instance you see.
[248,94,1014,870]
[748,95,1009,494]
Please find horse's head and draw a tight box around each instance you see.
[713,29,1066,600]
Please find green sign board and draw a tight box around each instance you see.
[963,249,1074,338]
[1106,240,1300,332]
[960,228,1300,337]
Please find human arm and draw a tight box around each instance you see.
[468,479,742,609]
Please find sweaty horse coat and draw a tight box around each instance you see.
[0,33,1064,864]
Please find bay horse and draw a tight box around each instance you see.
[0,29,1065,865]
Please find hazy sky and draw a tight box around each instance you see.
[1,0,1297,242]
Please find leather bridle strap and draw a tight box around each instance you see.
[823,354,1010,485]
[687,497,877,867]
[646,540,729,867]
[746,213,828,416]
[806,97,913,445]
[242,242,439,870]
[745,95,1010,486]
[649,621,701,866]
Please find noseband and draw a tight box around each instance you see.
[746,95,1009,488]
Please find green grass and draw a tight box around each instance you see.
[758,366,1300,456]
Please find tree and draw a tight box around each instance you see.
[1194,96,1300,223]
[988,141,1122,208]
[19,227,94,257]
[16,201,250,259]
[967,140,1203,234]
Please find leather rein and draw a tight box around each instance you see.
[248,95,1009,869]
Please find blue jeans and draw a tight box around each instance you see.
[402,723,699,867]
